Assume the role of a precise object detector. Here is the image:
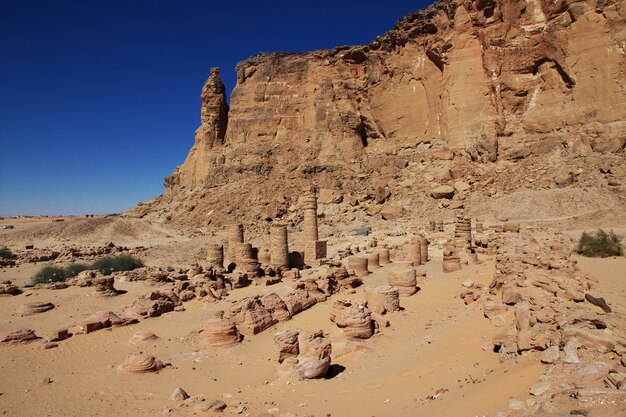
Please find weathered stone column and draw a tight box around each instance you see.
[418,235,428,262]
[227,223,244,263]
[348,256,369,277]
[270,224,289,269]
[378,249,390,264]
[403,241,422,265]
[302,187,327,264]
[302,189,318,242]
[454,215,472,248]
[206,243,224,269]
[234,243,253,263]
[366,252,380,272]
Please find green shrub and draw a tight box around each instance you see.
[32,266,67,284]
[0,247,16,260]
[576,229,624,258]
[91,255,143,275]
[64,263,91,278]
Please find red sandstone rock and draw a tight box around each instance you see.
[0,329,40,344]
[17,301,55,316]
[330,300,374,339]
[117,354,165,373]
[225,297,277,336]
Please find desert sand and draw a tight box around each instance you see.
[1,212,624,417]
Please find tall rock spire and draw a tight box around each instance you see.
[165,68,229,191]
[198,67,229,148]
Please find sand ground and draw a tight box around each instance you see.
[0,217,624,416]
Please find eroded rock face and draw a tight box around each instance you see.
[162,0,625,197]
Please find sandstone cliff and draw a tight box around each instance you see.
[128,0,626,232]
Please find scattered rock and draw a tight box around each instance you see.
[170,387,189,401]
[0,329,40,344]
[584,293,612,313]
[199,312,242,347]
[128,330,158,345]
[539,346,560,364]
[117,354,165,373]
[17,301,55,316]
[431,185,455,199]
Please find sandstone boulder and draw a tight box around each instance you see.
[17,301,55,316]
[431,185,455,199]
[273,330,300,364]
[199,313,242,347]
[0,329,40,344]
[296,330,332,380]
[117,354,165,373]
[128,330,158,345]
[260,293,291,322]
[0,282,21,296]
[330,300,373,339]
[225,297,277,336]
[318,189,343,204]
[122,291,179,319]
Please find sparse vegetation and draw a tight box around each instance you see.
[576,229,624,258]
[91,254,143,275]
[31,255,143,284]
[64,263,91,278]
[32,266,68,284]
[0,247,16,260]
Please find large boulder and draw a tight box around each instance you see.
[296,330,332,380]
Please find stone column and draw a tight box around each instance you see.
[454,215,472,248]
[234,243,253,263]
[348,256,369,277]
[388,267,418,297]
[302,187,327,264]
[206,243,224,269]
[227,223,244,263]
[366,252,380,272]
[302,189,318,242]
[418,235,428,262]
[403,242,422,265]
[270,224,289,269]
[443,243,462,272]
[378,249,390,264]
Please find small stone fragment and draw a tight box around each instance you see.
[170,387,189,401]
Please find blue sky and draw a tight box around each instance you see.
[0,0,428,216]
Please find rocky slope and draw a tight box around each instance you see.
[127,0,626,233]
